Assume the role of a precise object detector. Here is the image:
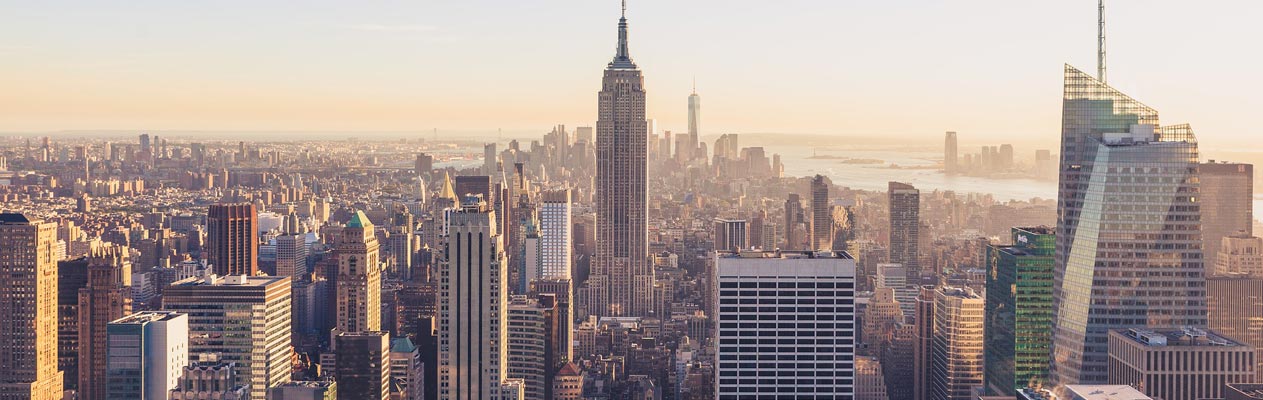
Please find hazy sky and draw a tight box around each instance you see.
[0,0,1259,151]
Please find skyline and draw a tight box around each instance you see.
[2,0,1261,151]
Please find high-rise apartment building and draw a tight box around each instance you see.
[506,296,549,400]
[438,200,509,399]
[104,311,188,400]
[811,175,832,250]
[888,182,920,281]
[1107,328,1256,400]
[163,274,293,399]
[713,250,857,399]
[334,331,391,400]
[593,2,652,318]
[712,218,747,252]
[1200,162,1253,268]
[0,213,64,400]
[206,202,258,276]
[1209,274,1263,381]
[1051,65,1207,386]
[930,287,985,400]
[944,131,958,174]
[985,227,1055,394]
[80,245,134,400]
[335,211,382,333]
[538,189,572,281]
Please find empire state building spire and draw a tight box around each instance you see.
[608,0,636,69]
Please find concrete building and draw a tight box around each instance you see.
[206,203,258,276]
[929,287,985,400]
[1209,274,1263,381]
[334,331,391,400]
[168,359,248,400]
[1216,233,1263,276]
[276,233,308,278]
[1200,162,1253,268]
[888,182,920,281]
[1063,385,1152,400]
[713,250,857,399]
[104,311,189,399]
[163,274,293,399]
[529,278,573,367]
[876,262,916,320]
[438,199,510,399]
[855,356,888,400]
[0,213,64,400]
[985,227,1055,394]
[593,2,653,318]
[551,363,583,400]
[507,296,549,400]
[1107,328,1256,400]
[712,218,747,252]
[79,244,134,400]
[335,211,382,334]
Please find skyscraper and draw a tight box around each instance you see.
[985,227,1055,395]
[335,211,382,333]
[944,131,958,174]
[1051,65,1207,386]
[163,274,293,399]
[206,202,258,276]
[1200,162,1253,268]
[539,189,572,280]
[483,143,497,175]
[276,233,308,278]
[0,213,64,400]
[438,200,509,399]
[711,218,747,252]
[688,83,701,152]
[80,245,134,400]
[1209,275,1263,381]
[912,286,934,400]
[811,174,831,250]
[104,311,189,400]
[929,287,985,400]
[334,331,391,400]
[888,182,920,281]
[713,250,857,399]
[784,193,806,250]
[593,1,652,317]
[506,296,549,400]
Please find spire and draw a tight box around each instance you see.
[1098,0,1107,83]
[439,171,457,201]
[608,0,636,69]
[692,76,697,94]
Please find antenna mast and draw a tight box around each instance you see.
[1098,0,1107,83]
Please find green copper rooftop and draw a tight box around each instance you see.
[346,210,373,228]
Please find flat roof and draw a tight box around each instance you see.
[715,250,854,260]
[111,311,185,325]
[1113,328,1244,347]
[1065,385,1152,400]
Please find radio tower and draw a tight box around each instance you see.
[1097,0,1107,83]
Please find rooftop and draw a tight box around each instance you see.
[1115,328,1243,347]
[715,250,854,260]
[110,311,185,325]
[1226,384,1263,400]
[1064,385,1152,400]
[0,213,32,224]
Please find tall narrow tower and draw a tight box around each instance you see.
[593,0,652,317]
[335,211,382,333]
[1098,0,1107,83]
[687,79,701,161]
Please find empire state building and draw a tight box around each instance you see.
[591,1,652,317]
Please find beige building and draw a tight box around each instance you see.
[0,213,64,400]
[1216,234,1263,276]
[929,286,984,400]
[439,200,510,400]
[164,274,293,399]
[1209,274,1263,381]
[855,356,889,400]
[551,363,583,400]
[1108,328,1256,400]
[79,244,133,400]
[336,210,382,334]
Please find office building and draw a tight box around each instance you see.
[985,227,1055,394]
[529,278,573,366]
[455,175,493,202]
[80,245,135,400]
[438,200,510,399]
[104,312,189,399]
[592,1,653,318]
[713,250,857,399]
[811,175,832,250]
[57,257,90,392]
[0,213,64,400]
[912,286,934,400]
[1107,328,1256,400]
[1209,274,1263,381]
[334,331,391,400]
[169,359,249,400]
[876,262,916,320]
[335,211,382,333]
[539,189,572,280]
[163,274,293,399]
[390,337,423,400]
[1216,233,1263,276]
[270,381,338,400]
[784,193,807,250]
[276,233,308,278]
[483,144,497,174]
[944,131,958,174]
[1051,66,1207,386]
[862,287,903,356]
[415,153,434,176]
[207,202,258,276]
[1201,162,1253,268]
[712,218,747,252]
[929,287,985,400]
[507,296,549,400]
[888,182,920,281]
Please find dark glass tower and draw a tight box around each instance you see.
[1050,65,1205,386]
[985,227,1055,394]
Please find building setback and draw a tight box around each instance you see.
[1108,328,1256,400]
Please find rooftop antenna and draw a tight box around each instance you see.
[692,76,696,94]
[1098,0,1107,83]
[622,0,626,18]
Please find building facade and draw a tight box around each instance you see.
[438,201,509,400]
[888,182,920,281]
[104,312,189,399]
[0,213,64,400]
[334,331,391,400]
[79,244,134,400]
[713,250,857,399]
[1200,162,1253,268]
[206,203,258,276]
[929,287,985,400]
[539,189,572,280]
[1107,328,1256,400]
[1209,274,1263,381]
[335,211,382,333]
[984,227,1055,394]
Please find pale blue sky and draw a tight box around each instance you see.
[0,0,1258,151]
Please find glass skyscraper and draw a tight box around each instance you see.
[985,227,1055,395]
[1049,65,1206,386]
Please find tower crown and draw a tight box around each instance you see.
[608,0,637,69]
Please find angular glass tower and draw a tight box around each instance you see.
[1049,65,1206,386]
[985,227,1055,395]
